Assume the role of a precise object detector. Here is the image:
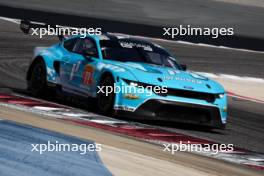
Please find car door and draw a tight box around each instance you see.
[61,37,100,97]
[60,37,82,93]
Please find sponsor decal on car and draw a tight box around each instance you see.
[123,93,140,99]
[82,64,94,85]
[114,105,135,112]
[119,41,153,51]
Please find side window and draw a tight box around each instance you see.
[63,38,78,52]
[72,38,98,57]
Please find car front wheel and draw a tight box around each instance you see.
[27,60,47,97]
[97,75,115,114]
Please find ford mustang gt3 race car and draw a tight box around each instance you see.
[22,23,227,128]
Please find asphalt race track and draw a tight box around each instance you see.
[0,18,263,155]
[0,2,264,51]
[148,39,264,78]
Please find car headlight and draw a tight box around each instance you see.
[122,79,140,87]
[129,82,138,87]
[218,93,225,98]
[122,79,157,89]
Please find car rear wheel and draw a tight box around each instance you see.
[97,75,115,114]
[27,60,47,97]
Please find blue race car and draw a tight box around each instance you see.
[24,28,227,128]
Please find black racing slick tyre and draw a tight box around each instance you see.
[97,75,115,114]
[27,59,47,97]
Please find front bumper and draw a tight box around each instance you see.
[116,99,225,128]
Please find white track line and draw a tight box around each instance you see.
[89,119,125,124]
[0,17,20,24]
[33,106,63,111]
[227,93,264,104]
[196,72,264,83]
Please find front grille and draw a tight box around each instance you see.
[155,104,212,123]
[122,79,217,103]
[157,88,217,103]
[133,99,223,128]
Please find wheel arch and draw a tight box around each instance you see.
[27,54,59,85]
[99,71,115,83]
[94,71,115,96]
[26,56,45,81]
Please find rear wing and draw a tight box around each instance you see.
[20,20,64,41]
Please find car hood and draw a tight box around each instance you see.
[106,61,225,94]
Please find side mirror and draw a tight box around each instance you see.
[180,64,187,71]
[20,20,31,34]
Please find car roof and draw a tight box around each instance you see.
[69,33,155,46]
[67,33,166,53]
[100,33,153,45]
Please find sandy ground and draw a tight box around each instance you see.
[213,78,264,101]
[211,0,264,8]
[0,106,262,176]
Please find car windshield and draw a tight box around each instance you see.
[100,40,180,69]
